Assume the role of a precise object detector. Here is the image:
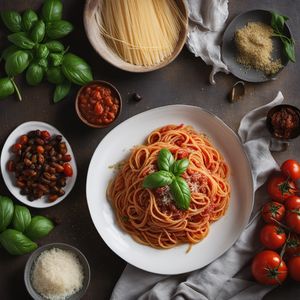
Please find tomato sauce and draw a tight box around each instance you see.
[77,83,120,126]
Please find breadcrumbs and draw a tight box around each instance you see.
[235,22,283,75]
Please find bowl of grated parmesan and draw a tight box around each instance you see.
[222,9,293,82]
[24,243,90,300]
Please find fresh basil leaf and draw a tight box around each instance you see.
[0,77,15,99]
[12,205,31,232]
[37,57,48,70]
[31,20,45,43]
[53,80,71,103]
[45,40,64,52]
[49,53,63,66]
[0,229,37,255]
[62,53,93,85]
[22,9,38,31]
[26,64,44,86]
[0,45,19,62]
[271,12,288,33]
[47,66,64,84]
[283,40,296,62]
[0,196,14,232]
[5,50,30,76]
[25,216,54,241]
[143,170,174,189]
[171,158,189,176]
[42,0,63,21]
[1,11,22,33]
[170,177,191,210]
[157,148,174,172]
[35,44,49,59]
[7,32,35,49]
[46,20,73,39]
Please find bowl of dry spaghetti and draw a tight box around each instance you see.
[83,0,188,72]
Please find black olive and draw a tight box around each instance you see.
[132,93,142,102]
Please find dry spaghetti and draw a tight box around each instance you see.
[94,0,185,66]
[107,125,230,249]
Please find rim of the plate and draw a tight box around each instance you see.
[0,121,77,208]
[86,104,254,274]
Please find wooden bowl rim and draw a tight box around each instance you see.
[83,0,189,73]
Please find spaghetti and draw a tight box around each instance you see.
[94,0,185,66]
[107,124,230,249]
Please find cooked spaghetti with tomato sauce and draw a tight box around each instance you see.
[107,124,230,249]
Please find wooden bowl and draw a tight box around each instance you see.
[83,0,188,72]
[75,80,122,128]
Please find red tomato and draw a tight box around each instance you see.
[267,174,296,202]
[281,159,300,181]
[259,224,286,249]
[262,201,285,224]
[285,196,300,234]
[63,163,73,177]
[286,233,300,256]
[251,250,288,285]
[287,256,300,281]
[41,130,51,140]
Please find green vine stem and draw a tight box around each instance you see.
[10,78,22,101]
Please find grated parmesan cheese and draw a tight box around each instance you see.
[235,22,283,75]
[31,248,84,300]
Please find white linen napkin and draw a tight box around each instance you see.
[186,0,230,84]
[110,91,284,300]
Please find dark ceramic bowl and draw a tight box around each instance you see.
[24,243,90,300]
[222,9,293,82]
[266,104,300,139]
[75,80,122,128]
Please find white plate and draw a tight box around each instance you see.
[1,121,77,208]
[86,105,254,275]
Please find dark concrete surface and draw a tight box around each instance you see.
[0,0,299,299]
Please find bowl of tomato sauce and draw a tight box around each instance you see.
[75,80,122,128]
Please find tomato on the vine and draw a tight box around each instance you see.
[286,233,300,256]
[251,250,287,285]
[259,224,286,250]
[285,196,300,234]
[281,159,300,181]
[267,174,296,202]
[262,201,285,224]
[287,256,300,281]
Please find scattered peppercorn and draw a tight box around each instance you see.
[132,92,142,102]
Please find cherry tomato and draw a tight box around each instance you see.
[287,256,300,281]
[260,224,286,249]
[267,174,296,202]
[251,250,288,285]
[281,159,300,181]
[12,143,22,153]
[262,201,285,224]
[41,130,51,140]
[285,196,300,234]
[18,135,28,145]
[286,233,300,256]
[63,163,73,177]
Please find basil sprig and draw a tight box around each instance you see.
[0,195,55,256]
[271,12,296,63]
[143,149,191,210]
[0,0,93,103]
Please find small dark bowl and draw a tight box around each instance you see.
[266,104,300,139]
[75,80,122,128]
[24,243,90,300]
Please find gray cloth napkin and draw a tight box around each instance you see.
[186,0,229,84]
[110,92,284,300]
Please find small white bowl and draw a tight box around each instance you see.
[24,243,90,300]
[0,121,77,208]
